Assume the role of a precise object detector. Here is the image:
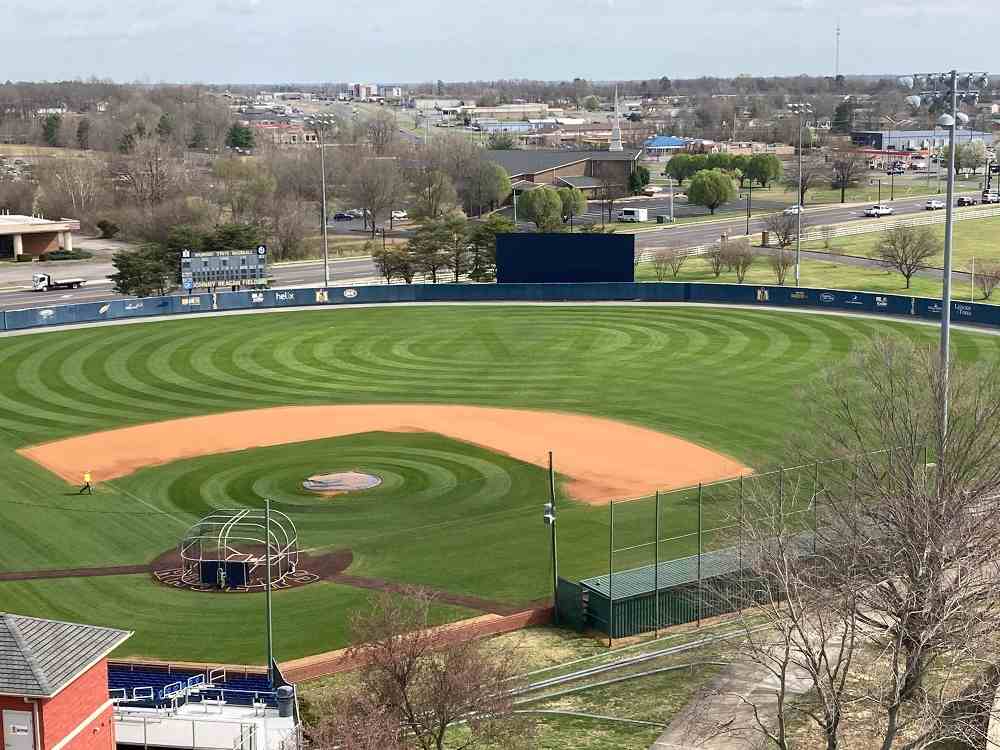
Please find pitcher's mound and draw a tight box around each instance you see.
[303,471,382,495]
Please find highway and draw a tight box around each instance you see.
[0,190,983,313]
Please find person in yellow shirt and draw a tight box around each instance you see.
[79,471,93,495]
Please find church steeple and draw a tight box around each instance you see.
[609,86,624,152]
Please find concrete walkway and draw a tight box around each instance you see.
[651,658,813,750]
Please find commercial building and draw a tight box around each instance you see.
[851,128,994,151]
[484,149,642,198]
[250,122,317,147]
[643,135,688,158]
[1,613,132,750]
[460,104,560,122]
[0,215,78,259]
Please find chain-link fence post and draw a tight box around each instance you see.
[654,490,660,638]
[608,500,614,647]
[697,482,703,627]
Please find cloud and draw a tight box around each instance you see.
[216,0,263,13]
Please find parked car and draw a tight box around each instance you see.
[886,168,905,176]
[957,196,978,207]
[925,199,945,210]
[864,204,894,217]
[783,204,803,215]
[981,192,1000,204]
[391,210,408,220]
[333,212,353,221]
[347,208,364,218]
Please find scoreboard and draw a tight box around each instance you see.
[180,246,268,290]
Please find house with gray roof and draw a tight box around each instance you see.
[484,148,641,198]
[1,613,130,750]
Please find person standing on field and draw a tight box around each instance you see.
[79,471,93,495]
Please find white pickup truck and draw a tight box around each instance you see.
[32,273,86,291]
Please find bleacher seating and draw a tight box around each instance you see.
[108,665,277,708]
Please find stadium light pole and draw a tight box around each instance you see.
[543,451,559,622]
[306,116,336,288]
[789,103,813,287]
[264,498,274,686]
[899,71,989,448]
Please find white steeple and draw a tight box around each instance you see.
[609,86,624,152]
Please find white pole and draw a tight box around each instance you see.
[513,190,517,224]
[971,256,975,302]
[669,177,674,222]
[319,134,330,287]
[941,70,959,449]
[795,108,803,287]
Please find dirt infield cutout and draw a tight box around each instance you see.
[19,404,749,504]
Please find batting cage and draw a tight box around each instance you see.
[179,508,300,591]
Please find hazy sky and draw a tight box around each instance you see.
[5,0,995,84]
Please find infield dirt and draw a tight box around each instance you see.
[20,404,749,504]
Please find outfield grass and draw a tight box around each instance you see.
[2,305,999,661]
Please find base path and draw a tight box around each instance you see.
[19,404,749,504]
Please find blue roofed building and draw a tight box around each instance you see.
[643,135,688,158]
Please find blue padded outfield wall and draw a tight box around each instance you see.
[496,233,636,283]
[1,282,998,332]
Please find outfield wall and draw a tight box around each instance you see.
[1,282,994,332]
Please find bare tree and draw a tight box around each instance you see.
[34,157,107,220]
[704,480,861,750]
[312,589,531,750]
[111,134,181,209]
[975,261,1000,300]
[652,247,688,279]
[783,159,827,206]
[763,212,803,250]
[799,337,1000,750]
[873,226,936,288]
[345,157,407,237]
[652,249,671,280]
[309,692,401,750]
[705,245,725,277]
[769,249,795,286]
[829,149,865,203]
[725,237,755,283]
[366,109,399,156]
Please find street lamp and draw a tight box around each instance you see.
[305,115,337,288]
[789,102,813,287]
[899,71,989,445]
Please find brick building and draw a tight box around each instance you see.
[484,149,642,198]
[1,613,131,750]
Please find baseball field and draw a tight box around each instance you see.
[1,303,996,664]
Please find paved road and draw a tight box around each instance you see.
[633,191,981,251]
[0,256,379,312]
[0,190,983,313]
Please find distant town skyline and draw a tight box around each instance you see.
[5,0,995,84]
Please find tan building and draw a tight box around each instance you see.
[0,215,77,259]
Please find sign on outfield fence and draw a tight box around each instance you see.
[180,246,268,290]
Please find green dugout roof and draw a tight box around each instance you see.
[580,532,815,601]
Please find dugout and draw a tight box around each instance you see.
[560,547,759,639]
